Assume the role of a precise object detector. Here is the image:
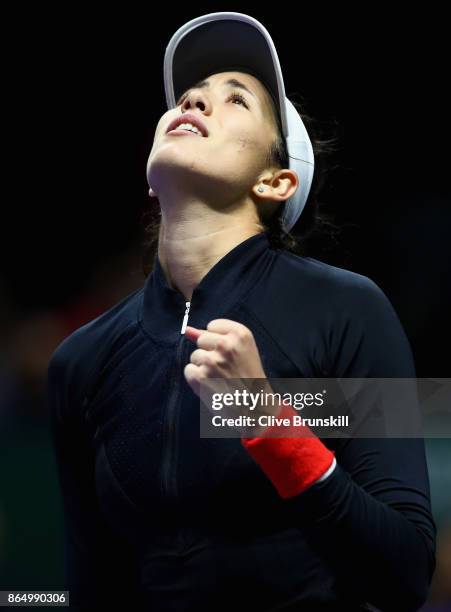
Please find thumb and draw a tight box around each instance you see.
[184,325,203,343]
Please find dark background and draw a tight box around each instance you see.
[1,5,450,608]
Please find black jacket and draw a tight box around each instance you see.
[48,231,436,611]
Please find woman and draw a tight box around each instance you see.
[48,12,436,611]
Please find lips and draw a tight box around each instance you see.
[166,112,209,137]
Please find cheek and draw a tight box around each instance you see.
[221,126,264,157]
[235,135,255,153]
[229,131,268,172]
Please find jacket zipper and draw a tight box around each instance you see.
[161,301,191,500]
[181,301,191,334]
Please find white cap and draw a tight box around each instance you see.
[163,12,315,233]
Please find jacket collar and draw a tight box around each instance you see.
[139,230,274,344]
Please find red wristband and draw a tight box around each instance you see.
[241,403,336,499]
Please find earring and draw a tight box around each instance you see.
[257,185,265,193]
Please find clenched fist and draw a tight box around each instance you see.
[183,319,268,397]
[183,319,293,437]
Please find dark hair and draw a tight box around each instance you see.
[140,92,342,277]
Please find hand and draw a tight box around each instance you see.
[184,319,280,438]
[183,319,268,398]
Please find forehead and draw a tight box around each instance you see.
[206,71,268,95]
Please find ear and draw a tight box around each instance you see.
[252,169,299,202]
[148,187,157,198]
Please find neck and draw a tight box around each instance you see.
[156,202,264,301]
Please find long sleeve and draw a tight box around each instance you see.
[241,276,436,611]
[47,347,141,609]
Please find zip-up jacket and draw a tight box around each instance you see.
[47,231,436,611]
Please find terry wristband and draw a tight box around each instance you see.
[241,402,336,499]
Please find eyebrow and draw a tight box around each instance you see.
[176,78,257,104]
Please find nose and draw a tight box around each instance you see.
[181,89,211,114]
